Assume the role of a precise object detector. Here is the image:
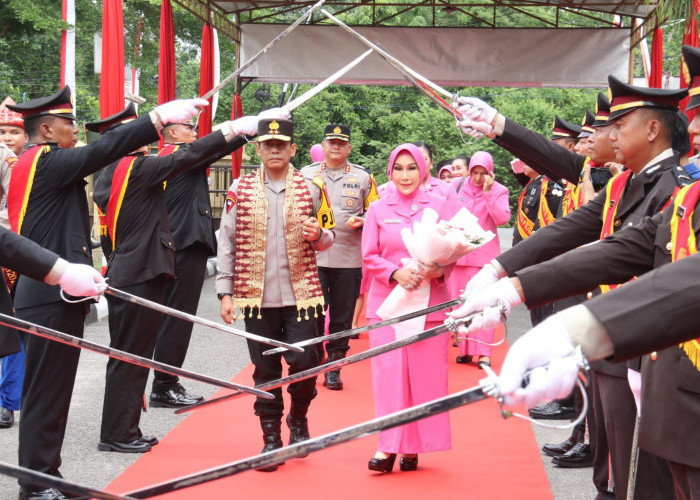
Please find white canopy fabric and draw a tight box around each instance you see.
[239,24,629,88]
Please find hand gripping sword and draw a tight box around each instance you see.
[0,312,273,400]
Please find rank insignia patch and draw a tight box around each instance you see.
[225,190,237,213]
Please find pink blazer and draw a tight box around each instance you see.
[454,180,511,268]
[362,188,454,324]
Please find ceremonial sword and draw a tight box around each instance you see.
[102,286,303,353]
[263,296,463,355]
[126,364,499,498]
[0,312,273,400]
[175,313,481,414]
[0,462,134,500]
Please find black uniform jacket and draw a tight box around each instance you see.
[0,227,60,356]
[495,118,585,184]
[164,136,248,255]
[13,115,158,310]
[94,131,232,288]
[513,184,700,469]
[499,154,687,376]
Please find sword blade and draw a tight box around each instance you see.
[0,462,134,500]
[127,384,489,498]
[284,48,373,112]
[176,316,475,415]
[200,0,326,101]
[262,297,462,356]
[104,286,304,353]
[0,312,273,400]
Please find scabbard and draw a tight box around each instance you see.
[0,312,273,400]
[262,297,462,356]
[0,461,134,500]
[177,320,463,415]
[127,384,490,498]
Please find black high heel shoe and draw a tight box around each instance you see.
[368,453,397,472]
[400,455,419,471]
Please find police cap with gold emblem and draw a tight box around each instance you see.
[592,92,611,128]
[550,116,581,140]
[323,124,351,142]
[578,110,595,138]
[257,119,293,142]
[681,45,700,111]
[608,75,687,121]
[6,86,76,121]
[85,103,138,134]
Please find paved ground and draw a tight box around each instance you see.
[0,228,596,498]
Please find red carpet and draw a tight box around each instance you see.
[107,328,552,499]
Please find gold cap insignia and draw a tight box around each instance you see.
[334,126,341,134]
[269,120,280,134]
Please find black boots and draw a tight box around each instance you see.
[257,417,284,472]
[323,352,344,390]
[287,401,310,457]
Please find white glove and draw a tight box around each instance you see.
[453,96,498,124]
[258,107,291,121]
[57,263,105,297]
[627,368,642,417]
[498,314,580,407]
[154,98,209,125]
[458,118,493,138]
[462,263,501,299]
[450,277,521,320]
[227,115,259,136]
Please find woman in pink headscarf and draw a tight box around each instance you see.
[362,143,455,473]
[450,151,511,366]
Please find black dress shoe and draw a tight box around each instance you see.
[542,437,577,457]
[399,455,419,471]
[552,443,593,468]
[323,370,343,391]
[527,401,576,420]
[138,435,159,446]
[0,406,14,428]
[456,355,473,364]
[97,439,152,453]
[19,488,67,500]
[368,453,396,473]
[150,383,203,408]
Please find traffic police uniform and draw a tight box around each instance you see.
[90,106,248,450]
[6,87,160,492]
[300,124,379,389]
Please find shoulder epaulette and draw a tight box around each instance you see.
[672,165,695,187]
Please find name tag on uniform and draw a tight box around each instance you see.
[384,218,401,223]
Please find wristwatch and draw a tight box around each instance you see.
[217,293,232,300]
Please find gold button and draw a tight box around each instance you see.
[524,208,529,214]
[650,352,657,361]
[205,210,209,214]
[614,219,621,227]
[168,242,172,246]
[586,292,593,299]
[82,247,87,252]
[628,222,633,226]
[666,241,673,251]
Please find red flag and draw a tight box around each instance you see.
[649,27,663,89]
[158,0,176,148]
[199,24,215,138]
[99,0,125,118]
[680,0,699,151]
[231,93,243,179]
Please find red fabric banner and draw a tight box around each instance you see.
[158,0,176,149]
[680,0,699,151]
[231,93,243,179]
[649,27,663,89]
[199,24,215,139]
[99,0,125,118]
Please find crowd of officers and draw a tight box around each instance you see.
[0,43,698,499]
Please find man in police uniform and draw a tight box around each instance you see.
[6,87,204,500]
[488,47,700,497]
[217,119,334,471]
[300,124,378,390]
[452,75,694,499]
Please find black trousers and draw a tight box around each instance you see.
[318,267,362,357]
[667,460,700,499]
[244,306,321,418]
[152,243,210,391]
[18,301,88,489]
[101,276,169,442]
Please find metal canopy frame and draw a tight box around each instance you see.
[171,0,659,46]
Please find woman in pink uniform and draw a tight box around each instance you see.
[362,143,455,473]
[451,151,511,366]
